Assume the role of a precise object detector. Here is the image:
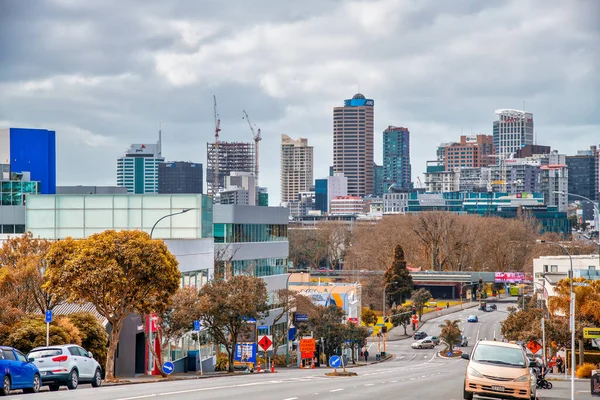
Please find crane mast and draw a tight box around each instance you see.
[213,95,221,197]
[242,110,261,186]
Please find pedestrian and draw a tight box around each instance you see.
[556,355,564,374]
[364,350,369,362]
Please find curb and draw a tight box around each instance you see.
[103,372,244,386]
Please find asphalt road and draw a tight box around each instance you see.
[11,301,579,399]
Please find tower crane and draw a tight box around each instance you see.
[242,110,261,186]
[212,95,221,197]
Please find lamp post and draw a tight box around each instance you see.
[381,282,396,357]
[537,239,574,400]
[147,208,192,376]
[285,272,292,366]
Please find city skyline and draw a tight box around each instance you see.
[1,1,598,205]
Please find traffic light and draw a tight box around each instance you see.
[479,277,483,286]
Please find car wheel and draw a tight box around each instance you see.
[91,368,102,388]
[66,369,78,390]
[49,384,60,392]
[0,375,10,396]
[23,374,41,394]
[463,385,473,400]
[418,345,422,349]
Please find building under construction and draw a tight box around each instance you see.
[206,141,255,194]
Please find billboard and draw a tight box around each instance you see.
[234,343,257,363]
[495,272,524,283]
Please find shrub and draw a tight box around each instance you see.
[214,353,229,371]
[6,316,81,354]
[576,362,598,378]
[272,354,289,367]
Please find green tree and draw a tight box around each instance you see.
[67,312,109,374]
[44,230,180,381]
[438,319,462,353]
[383,245,414,307]
[390,305,411,335]
[410,288,432,320]
[308,304,347,365]
[196,275,269,373]
[361,307,378,327]
[343,323,370,364]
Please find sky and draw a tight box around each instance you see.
[1,0,599,205]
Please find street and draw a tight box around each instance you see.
[16,300,592,400]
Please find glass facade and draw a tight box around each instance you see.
[181,269,209,288]
[1,181,39,205]
[213,223,288,243]
[232,258,287,277]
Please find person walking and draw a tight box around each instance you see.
[556,355,564,374]
[364,350,369,362]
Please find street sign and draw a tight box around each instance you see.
[193,320,200,331]
[584,328,600,339]
[573,282,590,287]
[258,335,273,352]
[295,313,309,322]
[162,361,175,375]
[45,310,53,323]
[411,315,419,324]
[329,355,341,368]
[447,351,452,357]
[299,338,316,359]
[526,340,542,354]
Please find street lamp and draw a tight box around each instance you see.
[147,208,192,376]
[537,239,575,400]
[381,282,396,357]
[285,272,293,366]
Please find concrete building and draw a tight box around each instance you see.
[333,93,374,197]
[383,192,409,214]
[158,161,203,194]
[533,254,600,300]
[443,134,494,171]
[206,141,254,195]
[515,144,551,158]
[566,146,598,221]
[117,136,164,194]
[493,109,534,159]
[25,193,215,377]
[540,151,568,212]
[327,173,348,214]
[280,135,313,204]
[57,186,127,194]
[0,127,56,194]
[383,126,411,191]
[329,196,364,215]
[0,174,39,234]
[213,205,289,341]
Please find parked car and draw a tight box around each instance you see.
[411,339,436,349]
[425,336,440,345]
[0,346,41,396]
[467,315,479,323]
[27,345,102,391]
[459,335,469,347]
[413,331,428,340]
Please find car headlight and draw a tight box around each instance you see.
[467,366,483,378]
[514,374,530,383]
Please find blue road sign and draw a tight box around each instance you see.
[447,351,452,357]
[287,327,297,341]
[162,361,175,375]
[329,355,341,368]
[193,320,200,331]
[45,310,52,323]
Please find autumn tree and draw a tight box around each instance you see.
[5,315,82,354]
[438,319,462,352]
[410,288,432,321]
[67,312,109,373]
[390,305,411,335]
[196,275,269,372]
[361,307,378,327]
[270,289,297,355]
[44,230,180,381]
[318,221,352,269]
[307,304,347,365]
[383,245,413,307]
[343,322,370,363]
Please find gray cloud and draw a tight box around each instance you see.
[0,0,598,204]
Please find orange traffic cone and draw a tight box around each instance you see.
[271,361,275,373]
[311,361,315,369]
[257,363,261,373]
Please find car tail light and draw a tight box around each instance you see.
[52,355,68,362]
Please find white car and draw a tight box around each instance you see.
[27,345,102,391]
[411,339,436,349]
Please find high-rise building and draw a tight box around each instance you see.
[280,135,313,204]
[327,173,348,213]
[540,151,568,212]
[373,164,384,196]
[382,126,411,191]
[566,146,598,220]
[314,178,328,213]
[206,141,254,195]
[158,162,203,194]
[493,109,534,159]
[333,93,374,197]
[0,128,56,194]
[117,138,164,194]
[443,135,494,171]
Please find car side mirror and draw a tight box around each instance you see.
[529,361,536,368]
[88,352,93,359]
[461,353,470,360]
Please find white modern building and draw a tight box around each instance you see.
[383,192,409,214]
[117,137,164,194]
[327,173,348,213]
[493,109,534,159]
[533,254,600,299]
[330,196,364,215]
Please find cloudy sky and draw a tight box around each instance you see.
[1,0,598,204]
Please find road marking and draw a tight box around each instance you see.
[364,383,374,386]
[330,388,344,392]
[282,398,298,400]
[409,354,417,361]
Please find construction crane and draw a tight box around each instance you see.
[212,95,221,197]
[242,110,261,186]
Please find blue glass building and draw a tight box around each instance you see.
[315,178,328,213]
[383,126,411,191]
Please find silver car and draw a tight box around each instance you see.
[28,345,102,391]
[411,339,436,349]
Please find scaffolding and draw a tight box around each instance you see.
[206,141,255,194]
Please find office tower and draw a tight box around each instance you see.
[493,109,534,159]
[327,173,348,213]
[540,151,568,212]
[444,135,495,171]
[382,126,411,191]
[315,178,328,213]
[566,146,598,220]
[206,141,254,195]
[280,135,313,204]
[373,164,384,196]
[117,135,164,194]
[257,187,269,206]
[0,128,56,194]
[333,93,374,197]
[158,161,203,194]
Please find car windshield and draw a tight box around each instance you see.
[472,344,526,367]
[28,348,63,359]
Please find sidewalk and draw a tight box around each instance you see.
[104,371,243,386]
[536,379,595,399]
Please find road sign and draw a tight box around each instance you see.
[193,320,200,331]
[526,340,542,354]
[45,310,52,323]
[329,355,341,368]
[258,335,273,351]
[447,351,452,357]
[299,338,316,359]
[162,361,175,375]
[584,328,600,339]
[411,315,419,324]
[235,343,257,363]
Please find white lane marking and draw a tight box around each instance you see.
[409,354,417,361]
[330,388,344,392]
[115,396,157,400]
[391,380,398,382]
[282,398,299,400]
[364,383,374,386]
[476,327,481,342]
